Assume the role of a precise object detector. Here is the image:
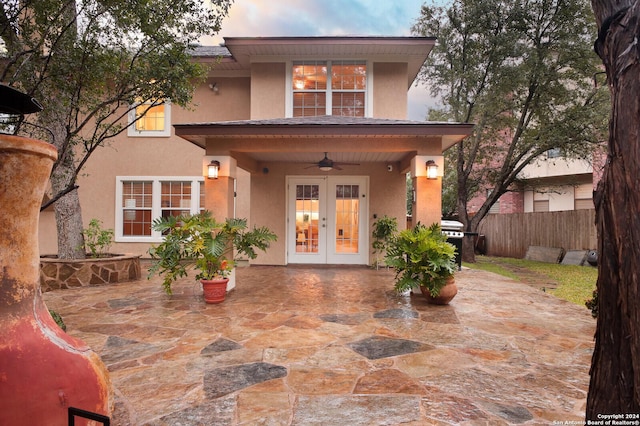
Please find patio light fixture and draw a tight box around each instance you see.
[207,160,220,179]
[426,160,438,180]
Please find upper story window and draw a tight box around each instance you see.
[128,99,171,137]
[291,61,367,117]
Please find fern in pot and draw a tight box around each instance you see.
[385,222,458,304]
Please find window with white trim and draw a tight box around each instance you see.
[116,177,204,242]
[291,61,367,117]
[127,99,171,137]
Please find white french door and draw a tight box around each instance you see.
[287,176,369,265]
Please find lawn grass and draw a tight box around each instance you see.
[464,256,597,307]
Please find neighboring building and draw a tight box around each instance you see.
[518,149,601,213]
[468,147,603,216]
[38,36,473,266]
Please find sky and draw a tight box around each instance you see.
[206,0,439,120]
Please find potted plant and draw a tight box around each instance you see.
[371,215,398,269]
[385,222,458,304]
[148,211,277,303]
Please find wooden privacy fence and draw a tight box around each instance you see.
[477,209,597,259]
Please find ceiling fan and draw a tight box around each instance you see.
[305,152,360,171]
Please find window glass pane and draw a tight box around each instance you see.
[135,103,165,131]
[161,181,191,219]
[199,181,206,213]
[332,62,366,90]
[293,93,326,117]
[122,181,152,236]
[293,62,327,90]
[332,92,365,117]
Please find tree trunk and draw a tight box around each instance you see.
[50,143,85,259]
[52,181,85,260]
[587,1,640,418]
[457,148,477,263]
[43,113,86,260]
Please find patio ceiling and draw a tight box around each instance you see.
[174,116,473,172]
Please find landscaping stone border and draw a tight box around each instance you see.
[40,254,141,292]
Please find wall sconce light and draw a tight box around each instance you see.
[426,160,438,179]
[207,160,220,179]
[208,82,219,93]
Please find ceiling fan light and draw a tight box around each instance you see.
[319,165,332,171]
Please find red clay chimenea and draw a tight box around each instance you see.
[0,85,112,425]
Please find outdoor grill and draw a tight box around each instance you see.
[441,220,464,270]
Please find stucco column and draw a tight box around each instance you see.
[203,156,237,220]
[411,156,444,227]
[202,156,237,290]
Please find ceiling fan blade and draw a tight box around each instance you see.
[333,165,343,170]
[334,162,360,166]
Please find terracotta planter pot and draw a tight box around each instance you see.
[202,278,229,304]
[420,276,458,305]
[0,135,112,424]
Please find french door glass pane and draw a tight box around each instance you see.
[335,184,359,253]
[295,184,319,253]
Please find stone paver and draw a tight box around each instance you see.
[42,266,596,425]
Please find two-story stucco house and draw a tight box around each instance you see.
[38,36,473,267]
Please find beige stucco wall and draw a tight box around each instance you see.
[36,58,441,263]
[373,62,408,119]
[250,63,286,119]
[176,77,251,123]
[38,77,252,256]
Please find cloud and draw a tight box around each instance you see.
[209,0,425,43]
[204,0,440,121]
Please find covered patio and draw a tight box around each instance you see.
[175,116,474,267]
[43,265,595,425]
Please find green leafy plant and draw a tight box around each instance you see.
[49,309,66,331]
[148,211,277,294]
[82,219,114,258]
[371,215,398,269]
[385,223,457,297]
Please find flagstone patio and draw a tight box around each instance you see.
[42,265,596,425]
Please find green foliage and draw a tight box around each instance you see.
[49,309,66,331]
[148,211,277,295]
[385,223,457,296]
[371,215,398,269]
[82,219,114,258]
[413,0,609,223]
